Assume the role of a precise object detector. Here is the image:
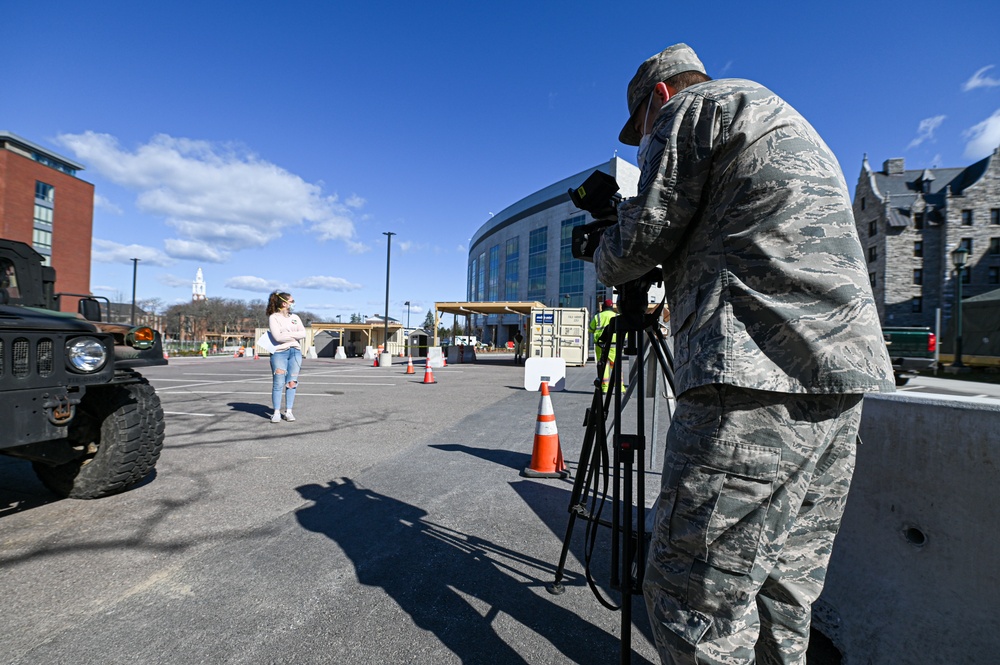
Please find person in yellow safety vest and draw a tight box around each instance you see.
[589,299,623,393]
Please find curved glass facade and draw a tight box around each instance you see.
[465,157,640,346]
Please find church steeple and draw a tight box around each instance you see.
[192,268,206,301]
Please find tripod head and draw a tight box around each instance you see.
[614,268,663,354]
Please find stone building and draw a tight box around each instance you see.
[853,147,1000,333]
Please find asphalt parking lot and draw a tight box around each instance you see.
[1,354,663,664]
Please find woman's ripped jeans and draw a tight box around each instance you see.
[270,347,302,412]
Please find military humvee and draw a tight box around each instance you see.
[1,239,166,499]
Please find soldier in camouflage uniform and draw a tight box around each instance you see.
[593,43,895,664]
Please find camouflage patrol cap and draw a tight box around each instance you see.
[619,43,706,146]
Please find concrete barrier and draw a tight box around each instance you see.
[815,392,1000,663]
[426,347,444,368]
[523,357,566,391]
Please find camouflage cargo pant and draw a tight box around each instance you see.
[643,385,863,664]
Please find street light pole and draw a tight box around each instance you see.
[130,258,140,325]
[951,246,969,368]
[383,232,395,357]
[403,300,411,355]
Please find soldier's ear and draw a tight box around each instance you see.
[655,82,672,104]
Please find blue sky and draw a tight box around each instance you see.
[2,0,998,323]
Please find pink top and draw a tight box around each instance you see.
[269,312,306,352]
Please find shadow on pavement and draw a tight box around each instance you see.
[295,477,652,664]
[427,443,530,471]
[226,401,274,418]
[0,458,58,517]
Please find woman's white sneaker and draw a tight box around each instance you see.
[271,411,282,423]
[284,410,296,422]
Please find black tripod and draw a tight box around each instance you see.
[547,307,676,665]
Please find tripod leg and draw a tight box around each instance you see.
[548,387,607,594]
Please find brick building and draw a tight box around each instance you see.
[853,147,1000,332]
[0,131,94,311]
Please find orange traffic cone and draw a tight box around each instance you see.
[422,363,437,384]
[405,355,415,374]
[522,381,568,478]
[373,356,379,367]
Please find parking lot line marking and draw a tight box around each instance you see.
[152,378,225,382]
[159,389,393,396]
[163,411,215,417]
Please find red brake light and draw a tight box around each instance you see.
[927,333,937,352]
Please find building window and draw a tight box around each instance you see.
[962,209,973,226]
[914,241,923,257]
[468,258,478,300]
[869,272,876,288]
[558,216,586,308]
[914,211,924,230]
[868,220,877,237]
[477,251,486,302]
[911,297,922,313]
[868,246,877,262]
[35,181,54,203]
[990,237,1000,255]
[962,268,971,285]
[486,245,500,301]
[34,204,53,227]
[32,228,53,252]
[960,237,973,253]
[504,237,519,300]
[992,209,999,225]
[32,198,54,265]
[861,197,866,210]
[989,267,1000,285]
[913,269,922,285]
[527,228,547,300]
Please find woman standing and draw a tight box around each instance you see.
[267,291,306,423]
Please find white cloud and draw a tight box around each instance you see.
[346,195,366,208]
[225,275,285,292]
[157,273,193,288]
[346,240,371,254]
[57,132,365,258]
[163,238,230,263]
[962,65,1000,92]
[294,276,363,291]
[398,241,429,252]
[92,239,174,266]
[93,193,122,214]
[907,115,946,149]
[457,244,466,253]
[963,109,1000,160]
[91,285,118,292]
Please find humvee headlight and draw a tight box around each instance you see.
[66,337,108,373]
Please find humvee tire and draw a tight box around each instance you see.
[33,375,165,499]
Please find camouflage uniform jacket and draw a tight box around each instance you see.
[594,78,895,396]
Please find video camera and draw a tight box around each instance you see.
[569,170,622,262]
[568,170,662,335]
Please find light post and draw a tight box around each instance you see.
[130,258,140,325]
[951,246,969,368]
[382,232,395,359]
[403,300,411,355]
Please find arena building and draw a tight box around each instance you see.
[466,157,639,347]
